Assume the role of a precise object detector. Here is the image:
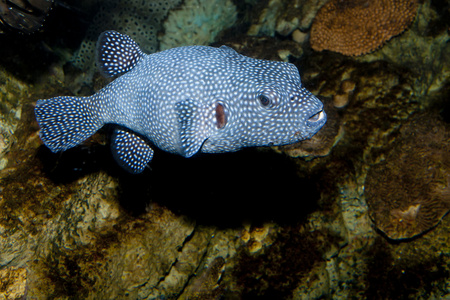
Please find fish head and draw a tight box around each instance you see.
[202,61,326,153]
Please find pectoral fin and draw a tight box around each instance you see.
[175,99,211,158]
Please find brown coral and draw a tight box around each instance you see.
[333,79,356,108]
[365,113,450,240]
[310,0,419,56]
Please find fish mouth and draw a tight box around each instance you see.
[308,110,326,123]
[306,109,326,129]
[302,108,327,139]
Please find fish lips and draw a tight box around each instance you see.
[307,109,327,133]
[292,108,327,141]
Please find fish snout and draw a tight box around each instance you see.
[302,107,327,139]
[308,109,325,123]
[306,109,326,127]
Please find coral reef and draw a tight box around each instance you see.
[310,0,419,56]
[72,0,182,71]
[179,256,225,299]
[70,0,238,90]
[247,0,328,37]
[365,113,450,239]
[159,0,237,50]
[358,0,450,97]
[0,0,449,299]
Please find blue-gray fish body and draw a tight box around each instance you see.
[35,31,326,173]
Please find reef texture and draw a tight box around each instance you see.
[0,68,28,170]
[159,0,237,50]
[246,0,329,37]
[365,113,450,240]
[0,266,27,299]
[0,166,198,298]
[70,0,238,89]
[310,0,419,56]
[72,0,182,71]
[358,0,450,97]
[0,0,449,298]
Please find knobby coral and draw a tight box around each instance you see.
[365,113,450,240]
[310,0,419,56]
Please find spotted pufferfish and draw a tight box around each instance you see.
[35,31,327,173]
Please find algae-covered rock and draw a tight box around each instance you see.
[178,256,225,300]
[0,165,199,298]
[0,69,28,170]
[363,225,450,299]
[0,266,27,300]
[247,0,328,37]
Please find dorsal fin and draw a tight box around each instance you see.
[96,30,144,78]
[219,45,246,62]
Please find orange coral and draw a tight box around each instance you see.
[310,0,419,56]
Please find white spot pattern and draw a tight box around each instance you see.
[35,31,327,173]
[111,127,153,173]
[96,31,144,77]
[35,96,104,152]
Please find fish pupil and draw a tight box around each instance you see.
[258,95,271,107]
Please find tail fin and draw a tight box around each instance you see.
[35,96,103,152]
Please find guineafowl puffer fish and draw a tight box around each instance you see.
[35,30,327,173]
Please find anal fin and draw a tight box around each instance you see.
[111,127,153,174]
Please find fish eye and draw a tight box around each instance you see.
[258,95,271,107]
